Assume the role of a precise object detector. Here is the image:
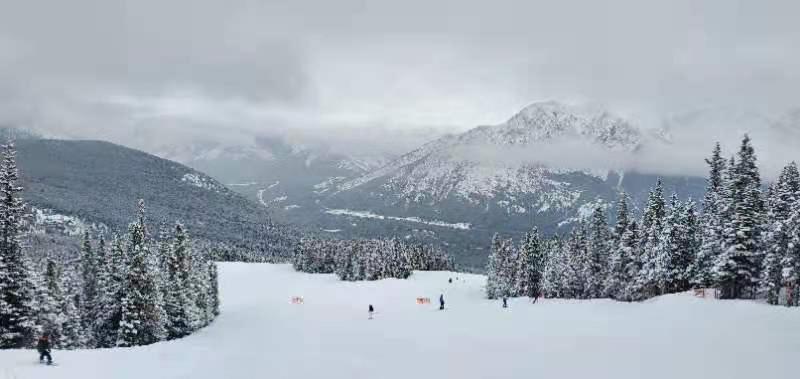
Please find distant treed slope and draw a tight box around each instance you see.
[16,139,295,255]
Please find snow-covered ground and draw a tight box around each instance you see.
[1,263,798,379]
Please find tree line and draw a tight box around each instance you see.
[487,135,800,305]
[0,142,220,349]
[293,237,453,280]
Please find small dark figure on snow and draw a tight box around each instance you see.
[368,304,374,319]
[502,297,508,308]
[439,294,445,310]
[448,278,453,284]
[37,335,52,364]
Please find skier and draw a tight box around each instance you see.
[448,278,453,284]
[439,294,445,310]
[37,334,53,365]
[368,304,374,319]
[502,297,508,308]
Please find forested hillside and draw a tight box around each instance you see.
[16,138,296,259]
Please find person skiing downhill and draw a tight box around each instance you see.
[37,334,53,364]
[439,294,445,310]
[502,297,508,308]
[368,304,374,319]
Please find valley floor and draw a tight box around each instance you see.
[1,263,798,379]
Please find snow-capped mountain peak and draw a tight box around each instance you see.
[459,101,642,151]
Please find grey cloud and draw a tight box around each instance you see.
[1,0,799,174]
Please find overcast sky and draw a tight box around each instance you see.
[1,0,799,168]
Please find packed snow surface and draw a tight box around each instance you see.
[1,263,797,379]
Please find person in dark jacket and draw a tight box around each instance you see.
[502,297,508,308]
[439,294,445,310]
[368,304,374,319]
[37,335,52,364]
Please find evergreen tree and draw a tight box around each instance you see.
[782,212,800,306]
[613,192,630,243]
[0,142,37,348]
[59,270,87,349]
[486,234,516,299]
[758,162,800,304]
[542,236,564,298]
[638,179,666,298]
[714,135,765,299]
[674,201,699,292]
[565,225,589,298]
[189,251,210,329]
[207,262,220,318]
[94,235,125,348]
[516,228,545,298]
[620,222,643,301]
[761,218,789,305]
[769,162,799,223]
[79,231,98,347]
[117,200,167,347]
[37,260,63,345]
[694,144,729,289]
[164,223,194,339]
[585,206,610,298]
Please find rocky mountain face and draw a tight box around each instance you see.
[304,102,703,268]
[175,102,705,269]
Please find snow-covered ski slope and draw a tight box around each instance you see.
[2,263,798,379]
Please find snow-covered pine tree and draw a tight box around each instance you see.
[334,242,354,281]
[783,214,800,306]
[60,270,87,349]
[542,236,564,298]
[529,229,546,299]
[715,135,765,299]
[758,162,800,304]
[90,235,112,346]
[516,227,545,298]
[207,262,220,318]
[761,218,789,305]
[79,231,99,347]
[94,235,125,348]
[350,240,365,281]
[486,234,503,299]
[692,143,727,289]
[565,225,589,298]
[674,201,699,292]
[769,162,799,223]
[164,223,194,339]
[0,142,37,348]
[497,237,517,299]
[605,193,631,299]
[613,192,630,243]
[117,200,167,347]
[189,250,210,329]
[37,259,63,345]
[585,206,611,298]
[620,221,642,301]
[638,179,666,298]
[713,155,739,298]
[653,194,681,294]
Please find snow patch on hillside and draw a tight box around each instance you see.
[227,182,257,187]
[325,208,471,230]
[181,173,224,193]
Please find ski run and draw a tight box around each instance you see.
[1,263,797,379]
